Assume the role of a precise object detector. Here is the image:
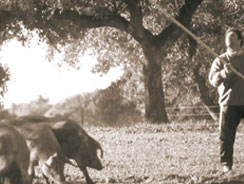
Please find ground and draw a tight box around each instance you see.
[33,120,244,184]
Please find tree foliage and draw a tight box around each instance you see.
[0,63,10,102]
[4,0,243,122]
[42,87,141,126]
[155,0,243,120]
[9,95,51,116]
[95,81,142,125]
[45,92,97,124]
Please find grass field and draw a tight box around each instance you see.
[34,120,244,184]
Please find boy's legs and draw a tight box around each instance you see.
[219,106,241,169]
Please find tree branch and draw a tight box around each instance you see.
[49,9,130,33]
[123,0,145,39]
[155,0,203,49]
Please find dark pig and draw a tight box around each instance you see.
[51,120,103,184]
[5,116,104,184]
[0,122,30,184]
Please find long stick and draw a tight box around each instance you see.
[161,9,244,81]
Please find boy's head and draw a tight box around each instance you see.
[225,27,243,50]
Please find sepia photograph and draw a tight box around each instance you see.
[0,0,244,183]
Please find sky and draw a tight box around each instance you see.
[0,38,123,108]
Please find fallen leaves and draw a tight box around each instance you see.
[33,121,244,183]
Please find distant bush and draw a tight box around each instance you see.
[94,82,142,126]
[0,109,15,119]
[9,95,52,116]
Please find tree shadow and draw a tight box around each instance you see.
[164,174,194,183]
[164,174,244,184]
[197,174,244,184]
[210,174,244,184]
[212,182,244,184]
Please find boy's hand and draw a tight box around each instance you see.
[224,63,233,75]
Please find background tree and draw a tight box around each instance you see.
[0,0,204,123]
[161,0,244,120]
[0,63,10,104]
[28,95,52,115]
[72,94,92,125]
[95,81,142,125]
[0,103,13,119]
[45,92,97,123]
[3,0,243,123]
[9,95,51,116]
[101,0,244,122]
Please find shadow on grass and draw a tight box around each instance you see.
[164,174,244,184]
[164,174,197,183]
[212,182,244,184]
[210,174,244,184]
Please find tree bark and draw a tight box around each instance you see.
[142,49,168,123]
[138,0,203,123]
[80,108,84,125]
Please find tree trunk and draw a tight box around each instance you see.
[193,67,219,121]
[188,36,219,121]
[142,49,168,123]
[80,108,84,125]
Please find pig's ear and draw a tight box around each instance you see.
[45,152,58,167]
[92,139,103,158]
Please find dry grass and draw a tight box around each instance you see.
[34,120,244,184]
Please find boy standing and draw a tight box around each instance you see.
[209,27,244,172]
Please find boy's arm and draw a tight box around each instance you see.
[209,57,231,87]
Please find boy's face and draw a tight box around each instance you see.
[225,31,241,51]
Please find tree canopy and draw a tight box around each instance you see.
[1,0,243,123]
[0,64,10,102]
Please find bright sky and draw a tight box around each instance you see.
[0,38,123,108]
